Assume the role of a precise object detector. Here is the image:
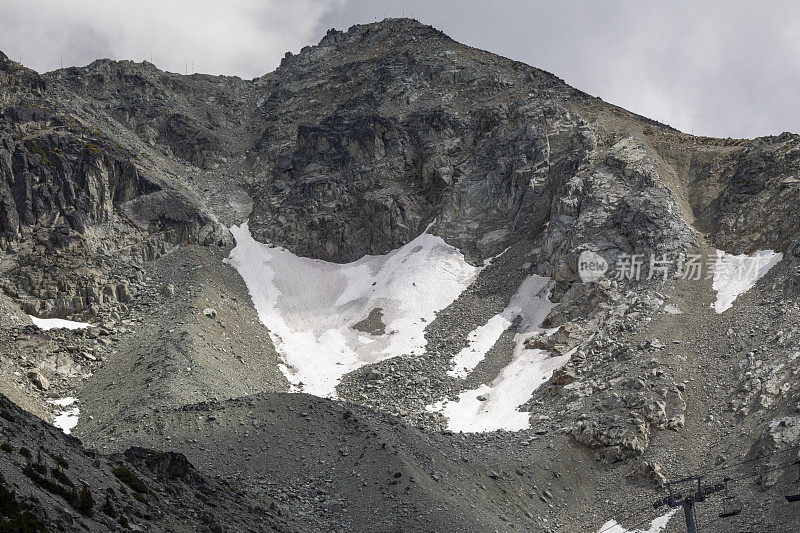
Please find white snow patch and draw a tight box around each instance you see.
[49,397,78,407]
[448,275,553,378]
[483,245,512,267]
[711,250,782,313]
[226,223,480,398]
[447,314,513,379]
[429,276,566,433]
[49,398,79,434]
[29,316,91,331]
[598,510,676,533]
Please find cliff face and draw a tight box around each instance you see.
[3,19,798,275]
[0,115,152,249]
[0,54,233,320]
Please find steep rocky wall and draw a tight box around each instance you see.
[712,133,800,253]
[0,124,157,250]
[0,55,232,321]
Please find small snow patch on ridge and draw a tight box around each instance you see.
[711,250,782,313]
[29,316,91,330]
[226,223,480,398]
[431,347,569,432]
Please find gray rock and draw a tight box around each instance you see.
[162,283,176,297]
[28,371,49,390]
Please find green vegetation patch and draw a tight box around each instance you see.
[111,467,147,494]
[84,142,102,155]
[28,462,46,476]
[76,484,94,517]
[50,468,73,487]
[48,453,69,469]
[100,494,117,518]
[23,463,75,504]
[28,143,54,169]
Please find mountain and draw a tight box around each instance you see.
[1,18,799,532]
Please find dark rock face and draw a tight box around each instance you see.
[244,21,591,263]
[0,58,233,320]
[0,124,155,249]
[250,111,453,262]
[123,447,193,480]
[0,52,45,105]
[711,133,800,253]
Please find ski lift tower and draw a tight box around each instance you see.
[653,476,727,533]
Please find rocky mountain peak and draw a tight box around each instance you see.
[1,19,800,533]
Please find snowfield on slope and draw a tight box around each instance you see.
[448,275,554,378]
[29,316,92,330]
[226,223,480,397]
[711,250,782,313]
[428,275,566,432]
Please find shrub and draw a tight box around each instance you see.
[22,464,75,504]
[51,468,73,487]
[0,510,47,532]
[48,453,69,469]
[0,477,47,532]
[84,142,101,155]
[0,442,12,454]
[76,484,94,517]
[28,143,54,169]
[100,495,117,518]
[0,410,14,422]
[18,447,31,460]
[112,467,147,494]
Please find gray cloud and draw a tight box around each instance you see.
[0,0,341,78]
[2,0,797,138]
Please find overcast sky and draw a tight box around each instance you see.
[1,0,798,138]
